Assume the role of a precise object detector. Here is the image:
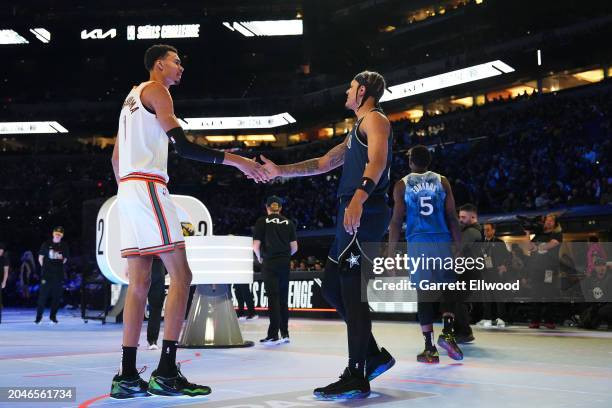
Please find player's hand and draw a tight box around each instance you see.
[235,156,267,183]
[259,155,281,180]
[344,198,363,235]
[1,281,5,289]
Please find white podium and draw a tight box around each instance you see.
[95,195,254,348]
[180,235,254,348]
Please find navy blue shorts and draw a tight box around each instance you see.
[328,195,391,271]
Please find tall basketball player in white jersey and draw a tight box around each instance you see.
[109,44,266,399]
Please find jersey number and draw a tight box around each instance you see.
[420,196,433,216]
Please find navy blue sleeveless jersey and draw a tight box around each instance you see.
[403,171,451,241]
[337,109,393,198]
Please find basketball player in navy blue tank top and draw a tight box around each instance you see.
[260,71,395,399]
[388,145,464,363]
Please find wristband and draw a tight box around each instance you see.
[357,177,376,195]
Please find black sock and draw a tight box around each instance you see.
[348,359,365,378]
[423,331,434,350]
[157,340,178,376]
[443,315,454,334]
[367,336,380,357]
[121,346,138,377]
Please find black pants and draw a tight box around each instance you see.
[147,262,166,344]
[234,284,255,317]
[263,257,290,338]
[417,290,459,327]
[36,273,63,320]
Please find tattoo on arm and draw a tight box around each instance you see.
[280,140,346,177]
[327,143,347,169]
[280,159,321,177]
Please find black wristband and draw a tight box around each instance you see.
[166,127,225,164]
[357,177,376,195]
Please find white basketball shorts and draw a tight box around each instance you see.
[117,172,185,257]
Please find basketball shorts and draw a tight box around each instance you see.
[117,172,185,257]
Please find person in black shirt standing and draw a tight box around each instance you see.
[253,196,298,344]
[527,214,563,329]
[36,226,69,324]
[0,243,9,324]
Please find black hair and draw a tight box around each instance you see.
[459,203,478,214]
[484,222,496,230]
[144,44,178,71]
[353,71,386,108]
[408,145,432,168]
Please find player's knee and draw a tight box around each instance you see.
[321,260,341,307]
[131,276,151,296]
[174,268,192,287]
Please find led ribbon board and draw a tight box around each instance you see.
[127,24,200,40]
[179,113,296,130]
[0,121,68,134]
[380,60,515,102]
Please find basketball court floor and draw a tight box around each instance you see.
[0,308,610,408]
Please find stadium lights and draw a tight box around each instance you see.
[380,60,515,103]
[223,20,303,37]
[29,28,51,43]
[0,29,29,44]
[179,113,296,130]
[0,121,69,134]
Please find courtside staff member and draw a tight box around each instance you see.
[36,226,69,324]
[253,196,297,344]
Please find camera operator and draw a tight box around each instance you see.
[525,214,562,329]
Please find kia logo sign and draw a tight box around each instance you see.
[81,28,117,40]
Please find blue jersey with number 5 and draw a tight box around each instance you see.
[403,171,450,242]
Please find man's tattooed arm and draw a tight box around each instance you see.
[278,138,347,177]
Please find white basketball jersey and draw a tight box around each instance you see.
[118,81,169,182]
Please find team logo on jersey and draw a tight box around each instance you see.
[180,222,195,237]
[122,96,139,114]
[266,218,289,225]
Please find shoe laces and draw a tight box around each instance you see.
[175,363,196,388]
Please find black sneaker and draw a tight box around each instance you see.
[455,332,475,344]
[260,336,280,344]
[110,368,150,399]
[366,347,395,381]
[417,347,440,364]
[437,333,463,360]
[313,367,370,400]
[279,335,290,344]
[50,317,58,324]
[148,364,211,397]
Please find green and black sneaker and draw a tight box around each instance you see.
[148,364,211,397]
[110,368,150,399]
[417,347,440,364]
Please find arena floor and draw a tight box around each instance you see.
[0,308,611,408]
